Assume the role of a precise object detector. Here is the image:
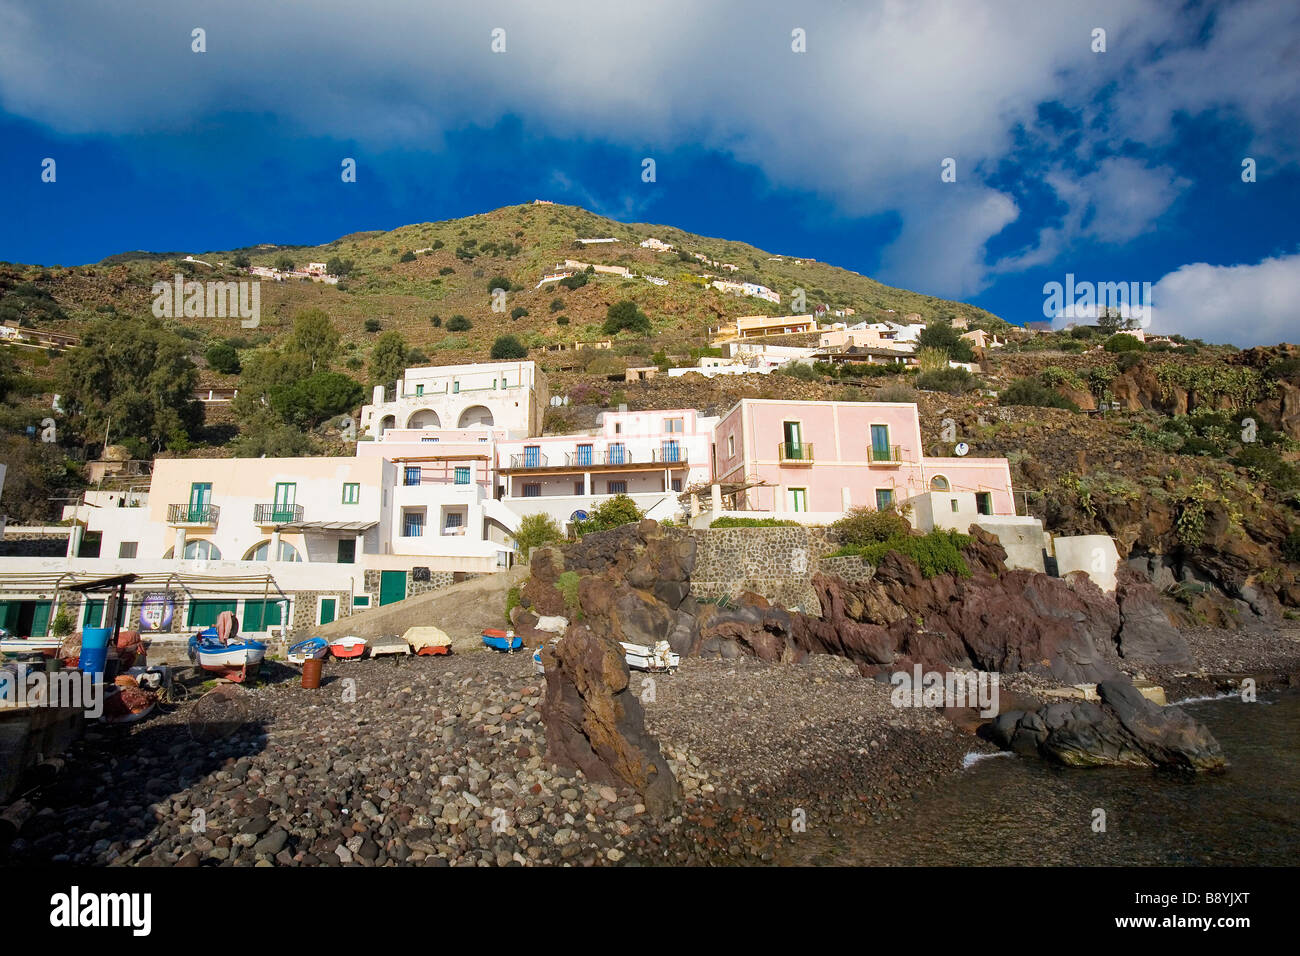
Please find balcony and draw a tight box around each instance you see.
[508,453,550,470]
[778,441,814,464]
[509,448,688,470]
[254,503,304,525]
[867,444,904,465]
[167,503,220,526]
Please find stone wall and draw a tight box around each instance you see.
[0,531,69,557]
[685,526,857,612]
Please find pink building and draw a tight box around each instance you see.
[712,399,1015,527]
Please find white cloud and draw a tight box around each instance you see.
[1148,253,1300,347]
[0,0,1294,297]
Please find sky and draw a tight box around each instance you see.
[0,0,1297,345]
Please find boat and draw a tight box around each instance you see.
[532,645,545,674]
[328,636,368,660]
[287,637,329,664]
[620,640,680,673]
[0,636,64,657]
[481,628,522,653]
[187,630,267,683]
[416,644,450,657]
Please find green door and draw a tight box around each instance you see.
[319,597,337,626]
[273,482,297,522]
[870,424,891,461]
[83,599,105,628]
[379,571,407,606]
[242,600,283,632]
[187,599,237,628]
[27,602,52,638]
[0,601,20,632]
[188,482,212,522]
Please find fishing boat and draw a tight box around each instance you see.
[287,637,329,664]
[481,628,522,653]
[0,636,63,657]
[328,636,368,660]
[187,630,267,683]
[620,640,680,673]
[416,644,450,657]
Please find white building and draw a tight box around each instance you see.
[639,238,674,251]
[359,361,548,440]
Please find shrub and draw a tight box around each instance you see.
[504,585,521,624]
[550,298,565,312]
[364,318,381,333]
[487,275,512,292]
[446,315,472,332]
[430,315,442,327]
[205,341,241,374]
[50,607,73,638]
[832,506,912,546]
[916,323,975,361]
[832,528,972,578]
[514,513,563,557]
[602,300,651,336]
[399,251,416,263]
[1104,333,1147,353]
[556,315,570,325]
[998,377,1080,411]
[874,383,919,403]
[1116,351,1144,372]
[1283,531,1300,564]
[916,367,979,394]
[438,266,455,276]
[709,516,799,528]
[555,571,582,610]
[490,335,529,360]
[511,306,529,319]
[572,494,644,535]
[559,272,589,290]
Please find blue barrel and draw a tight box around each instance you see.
[80,626,113,677]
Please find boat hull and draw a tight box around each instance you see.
[329,638,368,659]
[287,638,329,664]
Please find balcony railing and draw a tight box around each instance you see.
[254,503,304,525]
[509,453,550,469]
[167,503,220,525]
[867,444,903,464]
[778,441,814,463]
[511,448,688,469]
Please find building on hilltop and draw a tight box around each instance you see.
[359,360,548,439]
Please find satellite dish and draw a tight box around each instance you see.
[954,442,970,457]
[570,510,589,522]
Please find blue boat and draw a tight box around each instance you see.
[287,637,329,664]
[187,630,267,682]
[481,629,522,652]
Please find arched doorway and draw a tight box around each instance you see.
[406,408,441,429]
[458,405,494,427]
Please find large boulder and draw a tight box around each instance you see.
[984,676,1225,770]
[539,622,680,816]
[1114,567,1194,669]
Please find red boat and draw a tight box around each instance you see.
[415,645,449,656]
[329,636,368,659]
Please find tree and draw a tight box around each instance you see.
[602,300,651,336]
[572,494,645,535]
[446,315,472,332]
[231,253,251,269]
[1104,333,1147,353]
[268,371,365,428]
[1097,307,1135,337]
[325,257,354,277]
[229,410,321,457]
[487,275,512,292]
[231,348,312,421]
[550,297,565,313]
[369,331,409,385]
[513,513,563,557]
[205,341,241,374]
[57,317,201,452]
[399,251,416,263]
[286,308,340,372]
[491,335,529,360]
[915,322,975,362]
[511,306,529,319]
[0,436,79,524]
[274,254,294,272]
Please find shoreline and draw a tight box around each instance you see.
[1,625,1296,867]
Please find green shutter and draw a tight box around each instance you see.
[187,599,237,628]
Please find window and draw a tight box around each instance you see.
[404,466,421,486]
[976,492,993,516]
[782,421,803,458]
[607,480,628,494]
[575,443,593,466]
[352,595,371,609]
[187,482,212,522]
[342,482,360,504]
[574,481,585,495]
[951,499,960,512]
[454,467,471,485]
[608,442,627,464]
[523,483,541,498]
[523,445,541,468]
[337,539,356,564]
[788,488,808,512]
[875,488,894,510]
[415,384,424,396]
[661,440,681,463]
[727,435,735,457]
[183,539,221,560]
[614,422,622,434]
[665,418,684,433]
[118,541,138,559]
[244,540,302,562]
[671,478,683,492]
[445,512,463,529]
[421,437,439,443]
[930,475,950,491]
[870,424,891,461]
[273,482,297,521]
[452,380,460,393]
[402,509,425,537]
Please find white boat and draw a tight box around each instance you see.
[188,630,267,682]
[620,640,680,673]
[0,637,63,656]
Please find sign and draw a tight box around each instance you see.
[412,566,431,583]
[954,442,970,457]
[138,592,175,632]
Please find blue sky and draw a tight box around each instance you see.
[1,0,1297,344]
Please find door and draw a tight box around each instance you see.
[379,570,407,606]
[273,482,297,522]
[783,421,802,458]
[575,444,592,466]
[661,440,681,463]
[871,424,891,461]
[788,488,808,513]
[187,599,237,628]
[523,445,540,468]
[188,482,212,522]
[242,600,283,632]
[319,597,337,626]
[876,488,894,510]
[608,443,626,465]
[26,601,52,638]
[83,599,105,628]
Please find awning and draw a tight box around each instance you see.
[277,520,378,534]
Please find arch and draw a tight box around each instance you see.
[457,405,494,428]
[406,408,441,429]
[242,540,302,562]
[163,539,222,560]
[378,414,396,435]
[929,475,950,491]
